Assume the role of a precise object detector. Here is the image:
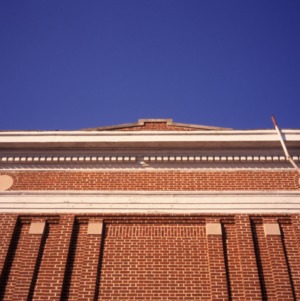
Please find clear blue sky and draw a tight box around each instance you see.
[1,1,299,130]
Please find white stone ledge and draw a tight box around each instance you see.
[2,190,300,195]
[0,191,299,214]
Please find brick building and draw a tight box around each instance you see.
[0,118,300,300]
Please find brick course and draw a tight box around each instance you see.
[2,170,299,191]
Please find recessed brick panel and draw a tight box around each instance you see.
[99,224,210,300]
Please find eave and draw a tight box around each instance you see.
[0,129,300,150]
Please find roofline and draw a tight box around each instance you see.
[82,119,233,131]
[0,129,300,149]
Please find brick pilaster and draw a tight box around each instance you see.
[32,215,75,300]
[290,216,300,299]
[235,215,262,300]
[206,223,228,301]
[10,220,46,300]
[0,214,18,278]
[77,220,104,300]
[292,215,300,254]
[265,223,294,300]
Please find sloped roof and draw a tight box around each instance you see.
[82,119,232,131]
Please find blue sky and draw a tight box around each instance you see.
[1,1,299,130]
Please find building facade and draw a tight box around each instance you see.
[0,119,300,300]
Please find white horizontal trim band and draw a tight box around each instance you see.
[143,155,299,163]
[0,130,300,143]
[0,156,136,163]
[1,191,299,214]
[1,155,298,164]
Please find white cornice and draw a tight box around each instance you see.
[2,129,300,134]
[0,130,300,146]
[1,129,300,138]
[1,191,299,214]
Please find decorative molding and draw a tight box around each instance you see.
[1,130,300,150]
[0,155,298,164]
[143,155,299,163]
[0,175,14,190]
[0,156,137,164]
[1,191,300,214]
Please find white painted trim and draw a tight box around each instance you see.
[0,167,294,172]
[1,155,298,172]
[1,155,298,164]
[0,130,300,144]
[0,156,137,164]
[2,190,299,195]
[1,191,299,214]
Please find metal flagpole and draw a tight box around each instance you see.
[271,115,300,184]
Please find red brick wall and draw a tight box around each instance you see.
[100,223,211,300]
[2,170,299,191]
[1,214,300,300]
